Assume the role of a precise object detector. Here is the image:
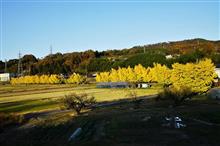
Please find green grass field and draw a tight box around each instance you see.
[0,84,161,114]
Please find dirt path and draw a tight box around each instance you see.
[22,94,157,120]
[18,94,157,129]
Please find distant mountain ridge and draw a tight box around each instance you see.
[0,38,219,74]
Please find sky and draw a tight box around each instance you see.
[0,0,219,61]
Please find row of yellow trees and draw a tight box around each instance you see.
[96,58,217,93]
[10,73,85,85]
[96,64,172,84]
[11,58,216,93]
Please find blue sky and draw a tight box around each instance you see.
[0,0,219,60]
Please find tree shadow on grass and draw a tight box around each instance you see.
[0,98,59,113]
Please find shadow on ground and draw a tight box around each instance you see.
[1,96,220,146]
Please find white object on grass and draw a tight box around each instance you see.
[68,127,82,141]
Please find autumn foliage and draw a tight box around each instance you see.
[10,58,216,93]
[10,73,85,85]
[170,58,217,93]
[96,58,216,93]
[96,64,171,84]
[65,73,86,84]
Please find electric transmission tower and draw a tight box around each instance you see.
[17,51,23,76]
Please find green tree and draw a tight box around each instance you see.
[124,53,167,68]
[87,58,113,72]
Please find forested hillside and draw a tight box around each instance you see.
[0,38,220,75]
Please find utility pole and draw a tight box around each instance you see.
[50,45,53,56]
[17,51,23,76]
[4,59,7,73]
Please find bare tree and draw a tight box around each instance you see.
[62,93,96,115]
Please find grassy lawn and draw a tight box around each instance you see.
[0,84,161,114]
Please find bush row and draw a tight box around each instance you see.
[10,73,85,85]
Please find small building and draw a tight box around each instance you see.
[215,68,220,78]
[97,82,130,88]
[0,73,10,82]
[165,55,173,59]
[92,73,97,78]
[87,73,97,78]
[136,83,151,88]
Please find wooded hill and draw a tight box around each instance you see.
[0,38,220,75]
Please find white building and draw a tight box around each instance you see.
[165,55,173,59]
[215,68,220,78]
[137,83,151,88]
[0,73,10,82]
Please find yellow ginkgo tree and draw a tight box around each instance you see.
[170,58,216,93]
[96,72,110,82]
[148,63,171,84]
[65,73,85,84]
[96,59,216,94]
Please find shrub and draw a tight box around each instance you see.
[126,91,142,108]
[0,113,24,132]
[157,86,195,105]
[62,93,96,115]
